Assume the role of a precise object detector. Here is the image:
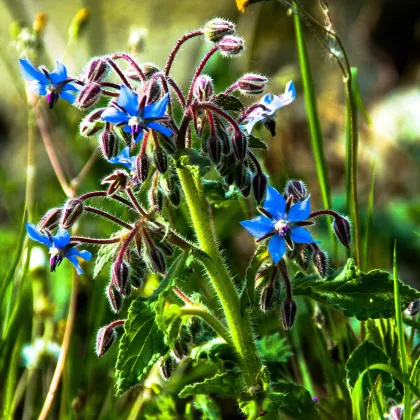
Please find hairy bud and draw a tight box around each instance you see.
[149,185,164,211]
[157,241,174,257]
[172,339,189,361]
[203,18,235,43]
[260,286,274,311]
[111,259,130,295]
[153,147,168,174]
[157,131,177,154]
[285,180,307,202]
[159,357,173,381]
[99,129,118,159]
[161,176,181,207]
[217,36,244,57]
[332,216,351,249]
[37,208,62,231]
[75,82,102,109]
[232,131,248,161]
[96,326,116,357]
[106,283,123,313]
[60,198,84,229]
[126,62,160,81]
[80,108,105,137]
[313,250,328,278]
[85,58,108,82]
[148,247,166,274]
[214,119,231,155]
[282,299,297,330]
[102,170,131,195]
[193,75,213,102]
[235,165,251,193]
[217,153,236,177]
[208,134,222,164]
[252,172,267,204]
[136,153,150,183]
[237,73,268,95]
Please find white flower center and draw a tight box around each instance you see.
[274,219,291,236]
[128,116,143,126]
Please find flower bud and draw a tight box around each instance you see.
[99,129,118,159]
[313,250,328,278]
[172,339,189,361]
[285,180,307,202]
[136,153,150,183]
[159,357,173,381]
[281,299,297,330]
[102,170,131,195]
[153,147,168,174]
[332,216,351,249]
[85,58,109,82]
[157,131,177,154]
[217,153,236,177]
[193,75,213,102]
[232,131,248,161]
[225,171,235,186]
[260,286,274,311]
[214,120,231,155]
[157,241,174,257]
[148,247,166,274]
[235,165,251,192]
[252,172,267,204]
[60,198,84,229]
[149,185,164,212]
[237,73,268,95]
[111,259,130,294]
[203,18,236,43]
[37,208,62,231]
[96,326,116,357]
[217,36,244,57]
[106,283,123,313]
[75,82,102,109]
[406,300,420,317]
[161,176,181,207]
[79,108,105,137]
[126,62,160,81]
[208,134,222,164]
[129,266,144,289]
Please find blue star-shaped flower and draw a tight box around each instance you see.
[101,85,172,144]
[108,146,136,171]
[240,186,316,264]
[243,81,296,135]
[26,223,92,274]
[19,59,79,108]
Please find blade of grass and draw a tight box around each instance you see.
[363,159,376,271]
[393,243,411,419]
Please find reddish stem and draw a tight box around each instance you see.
[112,53,146,81]
[126,188,147,216]
[224,82,239,95]
[238,103,270,124]
[199,102,241,134]
[70,236,122,245]
[107,319,125,329]
[173,286,195,305]
[309,209,339,219]
[77,191,134,209]
[106,58,133,89]
[84,206,132,230]
[278,259,292,300]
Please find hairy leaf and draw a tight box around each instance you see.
[211,94,244,112]
[292,259,420,320]
[367,376,387,420]
[93,241,119,278]
[193,394,222,420]
[189,338,233,362]
[248,134,267,150]
[410,357,420,390]
[256,333,293,364]
[176,149,211,176]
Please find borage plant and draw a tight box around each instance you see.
[21,18,420,419]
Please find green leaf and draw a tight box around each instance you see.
[176,149,211,176]
[202,180,240,207]
[155,292,183,347]
[409,355,420,390]
[179,371,242,399]
[211,94,244,112]
[115,299,168,395]
[193,394,222,420]
[189,338,232,362]
[247,135,267,150]
[93,241,119,278]
[366,376,387,420]
[256,333,293,364]
[292,259,420,320]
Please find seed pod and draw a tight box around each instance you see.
[148,247,166,274]
[237,73,268,95]
[232,131,248,162]
[281,299,297,330]
[203,18,236,43]
[217,36,244,57]
[85,58,108,82]
[172,339,189,360]
[75,82,102,109]
[159,357,173,381]
[96,326,116,357]
[60,198,84,229]
[111,259,130,294]
[136,153,150,183]
[407,300,420,317]
[106,283,123,313]
[193,75,213,102]
[208,134,222,164]
[260,286,274,312]
[332,216,351,249]
[313,250,328,278]
[99,129,118,159]
[285,180,307,202]
[252,172,267,204]
[153,147,168,174]
[79,108,105,137]
[37,208,62,231]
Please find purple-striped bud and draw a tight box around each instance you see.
[85,58,109,82]
[111,259,130,294]
[157,131,177,154]
[193,75,213,102]
[260,286,274,311]
[136,153,150,183]
[157,241,174,257]
[37,208,62,231]
[232,131,248,161]
[204,18,235,43]
[79,108,105,137]
[313,250,328,278]
[96,326,117,357]
[332,216,351,249]
[148,247,166,275]
[149,186,164,212]
[235,165,251,192]
[252,172,267,204]
[130,265,144,288]
[75,82,102,109]
[172,339,189,361]
[281,299,297,330]
[159,357,173,381]
[126,62,160,81]
[107,283,123,313]
[217,153,235,177]
[99,129,118,159]
[214,120,231,155]
[237,73,268,95]
[208,134,222,164]
[217,36,244,57]
[285,180,307,202]
[60,198,84,229]
[153,147,168,174]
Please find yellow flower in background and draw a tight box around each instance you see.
[236,0,268,12]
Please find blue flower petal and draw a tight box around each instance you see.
[19,59,48,84]
[240,216,274,239]
[59,90,77,104]
[290,227,315,244]
[62,83,80,93]
[101,106,129,124]
[29,81,47,96]
[123,124,132,133]
[263,186,286,219]
[244,113,266,135]
[287,196,311,222]
[147,121,172,137]
[49,61,68,84]
[66,247,92,261]
[109,147,135,170]
[52,228,71,248]
[26,223,52,247]
[117,85,139,116]
[66,255,84,274]
[268,234,286,265]
[143,94,169,119]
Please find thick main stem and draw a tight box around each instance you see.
[176,162,262,388]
